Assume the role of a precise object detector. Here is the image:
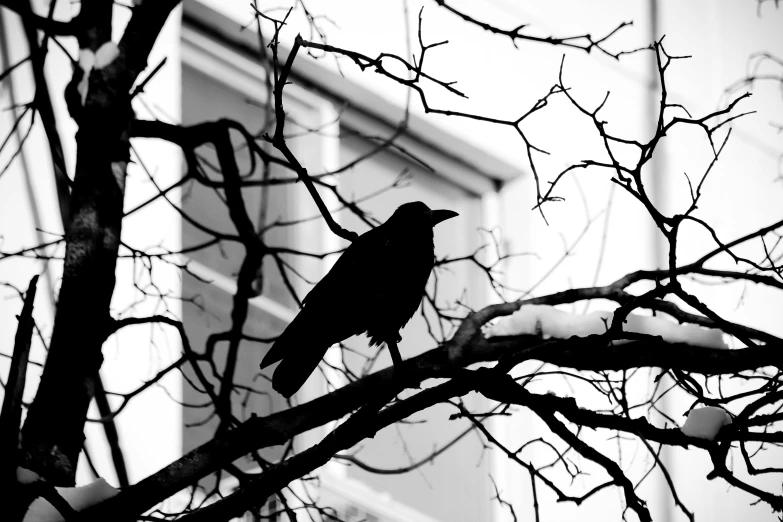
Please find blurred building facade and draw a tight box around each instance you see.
[1,1,782,521]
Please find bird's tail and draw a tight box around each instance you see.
[259,309,332,399]
[270,346,326,398]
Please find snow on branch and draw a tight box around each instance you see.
[680,407,733,441]
[485,304,727,349]
[22,476,118,522]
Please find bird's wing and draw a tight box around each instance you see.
[259,284,365,364]
[259,229,386,395]
[301,227,386,309]
[261,302,351,397]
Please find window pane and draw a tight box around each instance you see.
[181,64,304,309]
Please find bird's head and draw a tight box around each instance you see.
[390,201,459,228]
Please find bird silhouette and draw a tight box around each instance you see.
[260,201,458,398]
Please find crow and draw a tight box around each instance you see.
[260,201,458,398]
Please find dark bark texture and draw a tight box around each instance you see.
[16,0,182,485]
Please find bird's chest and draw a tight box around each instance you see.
[363,233,434,331]
[380,234,434,287]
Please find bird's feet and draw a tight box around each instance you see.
[386,338,419,388]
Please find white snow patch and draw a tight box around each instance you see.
[680,406,732,441]
[16,467,40,484]
[485,305,727,349]
[77,48,96,106]
[76,42,120,106]
[78,48,96,72]
[94,42,120,69]
[22,478,119,522]
[111,161,128,193]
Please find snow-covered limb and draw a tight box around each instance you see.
[76,49,95,106]
[22,478,119,522]
[485,305,727,349]
[94,42,119,69]
[76,42,120,106]
[16,467,40,485]
[680,407,733,441]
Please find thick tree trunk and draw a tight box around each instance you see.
[21,129,127,484]
[17,0,182,485]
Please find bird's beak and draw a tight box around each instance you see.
[429,209,459,226]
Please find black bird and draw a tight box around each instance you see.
[260,201,458,398]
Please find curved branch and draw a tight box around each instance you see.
[432,0,634,58]
[76,296,782,520]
